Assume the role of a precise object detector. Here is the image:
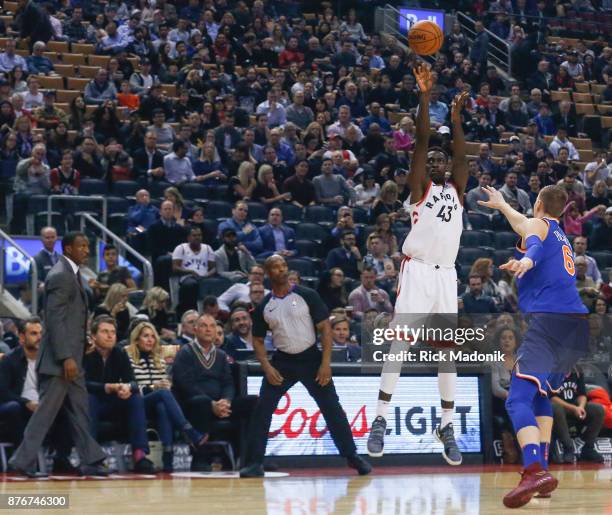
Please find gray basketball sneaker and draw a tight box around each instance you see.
[433,423,463,466]
[367,416,387,457]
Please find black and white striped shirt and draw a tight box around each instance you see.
[128,353,168,394]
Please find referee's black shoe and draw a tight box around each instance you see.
[239,463,265,478]
[347,454,372,475]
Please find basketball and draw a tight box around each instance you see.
[408,20,444,55]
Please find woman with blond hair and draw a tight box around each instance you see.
[252,163,291,204]
[126,321,208,472]
[374,213,399,258]
[370,180,404,223]
[227,161,257,202]
[138,287,174,338]
[93,283,131,339]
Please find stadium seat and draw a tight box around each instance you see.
[458,264,472,282]
[279,203,303,222]
[106,197,131,215]
[246,202,269,222]
[295,239,323,259]
[79,178,108,196]
[180,182,208,200]
[590,251,611,269]
[88,55,111,68]
[467,212,492,230]
[108,213,127,235]
[38,75,64,89]
[457,247,493,265]
[200,276,233,297]
[47,41,69,53]
[79,65,99,79]
[71,43,95,54]
[304,205,335,224]
[205,200,233,221]
[56,89,81,103]
[460,230,492,247]
[352,207,369,224]
[295,222,329,243]
[286,258,318,277]
[112,180,140,197]
[493,249,514,266]
[149,181,172,198]
[494,231,518,249]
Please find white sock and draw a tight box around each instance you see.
[375,339,407,419]
[438,372,456,428]
[376,372,400,419]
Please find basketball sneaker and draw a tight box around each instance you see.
[367,416,387,457]
[503,462,558,508]
[433,423,462,466]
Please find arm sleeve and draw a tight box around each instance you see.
[0,358,27,405]
[491,364,508,399]
[251,297,270,338]
[299,287,330,325]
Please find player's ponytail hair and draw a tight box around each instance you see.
[537,185,568,218]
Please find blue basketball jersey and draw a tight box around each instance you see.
[514,218,588,314]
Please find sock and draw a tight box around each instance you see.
[522,443,541,468]
[540,442,549,470]
[438,372,456,428]
[376,337,409,418]
[133,448,145,463]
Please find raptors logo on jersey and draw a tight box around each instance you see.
[402,180,463,267]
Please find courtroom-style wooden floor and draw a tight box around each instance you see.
[1,464,610,514]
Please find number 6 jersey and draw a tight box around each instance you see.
[401,181,463,267]
[515,217,588,314]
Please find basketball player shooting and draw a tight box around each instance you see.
[477,185,589,508]
[367,63,469,466]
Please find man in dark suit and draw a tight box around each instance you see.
[223,306,254,359]
[552,100,578,137]
[0,317,77,473]
[257,208,297,258]
[528,60,554,100]
[147,200,188,290]
[9,232,108,477]
[32,226,59,288]
[133,131,165,183]
[213,113,242,164]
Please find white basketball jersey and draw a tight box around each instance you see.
[401,181,463,267]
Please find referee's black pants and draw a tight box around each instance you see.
[246,345,357,464]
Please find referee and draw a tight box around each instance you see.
[239,255,371,477]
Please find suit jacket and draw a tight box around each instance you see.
[258,223,296,256]
[37,256,89,377]
[32,249,58,283]
[214,127,242,162]
[0,346,29,405]
[133,148,165,181]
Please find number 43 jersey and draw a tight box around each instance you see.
[401,181,463,267]
[515,217,588,314]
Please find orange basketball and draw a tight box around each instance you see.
[408,20,444,56]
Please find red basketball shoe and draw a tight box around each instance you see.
[503,463,558,508]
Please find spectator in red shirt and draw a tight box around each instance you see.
[279,36,304,69]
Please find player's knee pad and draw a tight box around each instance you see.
[532,393,553,418]
[505,375,539,432]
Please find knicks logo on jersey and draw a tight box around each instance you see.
[412,190,459,224]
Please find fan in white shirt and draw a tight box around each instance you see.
[172,227,216,279]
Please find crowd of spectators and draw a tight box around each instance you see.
[0,0,610,471]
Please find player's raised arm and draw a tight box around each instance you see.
[478,186,548,277]
[408,63,434,200]
[449,92,470,198]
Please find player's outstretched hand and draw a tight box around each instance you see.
[414,63,434,94]
[477,185,507,210]
[500,257,534,278]
[451,91,470,123]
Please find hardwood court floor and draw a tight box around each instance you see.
[0,464,610,514]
